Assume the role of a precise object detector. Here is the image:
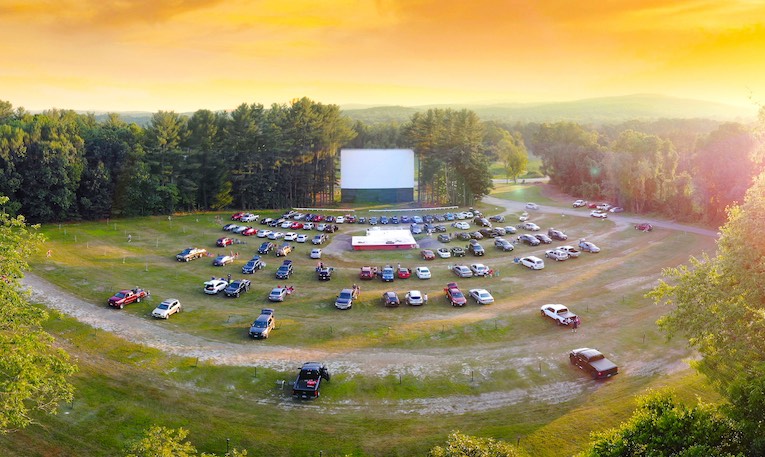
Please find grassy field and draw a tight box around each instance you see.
[0,185,722,456]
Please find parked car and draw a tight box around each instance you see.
[225,279,251,297]
[453,221,470,230]
[312,233,328,245]
[176,247,208,262]
[380,266,395,282]
[421,249,436,260]
[213,255,235,266]
[590,210,608,219]
[519,256,545,270]
[452,265,473,278]
[519,234,541,246]
[609,207,624,213]
[534,233,553,244]
[295,234,308,243]
[489,215,505,223]
[520,221,540,231]
[203,279,228,295]
[541,304,577,326]
[437,233,451,243]
[578,239,601,253]
[242,227,257,236]
[231,212,245,221]
[397,267,411,279]
[545,248,570,261]
[310,248,322,259]
[242,256,266,274]
[276,260,293,279]
[495,238,514,251]
[359,266,375,280]
[444,282,467,307]
[547,228,568,241]
[557,245,581,258]
[248,309,275,339]
[503,225,517,234]
[415,266,431,279]
[335,287,358,310]
[258,241,275,255]
[635,222,653,231]
[382,291,400,307]
[268,287,289,302]
[596,203,612,211]
[284,232,298,241]
[469,263,490,276]
[222,223,238,231]
[468,243,485,256]
[276,243,293,257]
[468,288,494,305]
[569,348,618,379]
[405,290,426,306]
[256,229,272,238]
[216,237,235,247]
[436,247,451,258]
[451,246,466,257]
[572,200,587,208]
[151,298,182,319]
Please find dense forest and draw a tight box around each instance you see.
[0,98,762,224]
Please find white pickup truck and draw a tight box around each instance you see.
[540,304,578,326]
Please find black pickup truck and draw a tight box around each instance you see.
[569,348,618,379]
[292,362,331,399]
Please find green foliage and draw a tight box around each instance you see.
[580,391,742,457]
[429,431,528,457]
[0,196,77,432]
[125,425,248,457]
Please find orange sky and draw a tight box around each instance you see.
[2,0,764,112]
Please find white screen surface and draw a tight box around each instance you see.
[340,149,415,189]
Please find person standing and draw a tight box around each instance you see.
[572,317,580,333]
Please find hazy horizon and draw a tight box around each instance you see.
[3,1,764,112]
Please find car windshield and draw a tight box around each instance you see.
[253,321,267,328]
[338,292,351,300]
[115,292,127,298]
[451,290,464,298]
[158,304,169,310]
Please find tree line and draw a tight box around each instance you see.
[0,100,503,223]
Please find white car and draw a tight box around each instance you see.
[316,223,327,231]
[335,216,345,224]
[296,234,308,243]
[557,245,581,258]
[597,203,612,211]
[280,220,293,229]
[540,304,577,325]
[456,212,467,219]
[436,247,451,258]
[519,212,529,222]
[268,231,285,240]
[256,229,272,238]
[415,266,432,279]
[453,221,470,230]
[521,221,540,231]
[520,256,545,270]
[240,213,259,222]
[303,222,315,230]
[204,279,228,294]
[572,200,587,208]
[468,288,494,305]
[469,263,490,276]
[151,298,182,319]
[503,225,517,234]
[526,202,540,210]
[545,249,570,261]
[590,210,608,219]
[405,290,426,306]
[310,248,322,259]
[284,232,297,241]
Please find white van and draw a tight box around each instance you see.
[520,255,545,270]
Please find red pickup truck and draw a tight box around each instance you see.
[108,288,148,309]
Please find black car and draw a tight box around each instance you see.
[391,216,399,224]
[569,348,618,379]
[478,228,495,238]
[519,234,541,246]
[276,260,293,279]
[456,232,471,241]
[495,239,514,251]
[258,241,275,255]
[534,233,553,244]
[382,291,400,307]
[434,224,447,232]
[357,216,366,224]
[437,233,451,243]
[548,228,568,241]
[451,246,466,257]
[489,215,505,223]
[470,231,484,240]
[242,256,266,274]
[317,266,332,281]
[224,279,251,297]
[468,243,485,256]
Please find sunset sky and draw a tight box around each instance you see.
[2,0,764,112]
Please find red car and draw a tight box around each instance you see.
[231,212,245,220]
[397,267,411,279]
[444,282,467,307]
[587,203,598,209]
[314,215,324,222]
[360,266,375,280]
[291,222,304,230]
[421,249,436,260]
[635,222,653,232]
[242,227,257,236]
[217,237,234,247]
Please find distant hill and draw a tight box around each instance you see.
[68,94,757,126]
[341,94,756,125]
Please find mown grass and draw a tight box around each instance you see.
[6,195,721,456]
